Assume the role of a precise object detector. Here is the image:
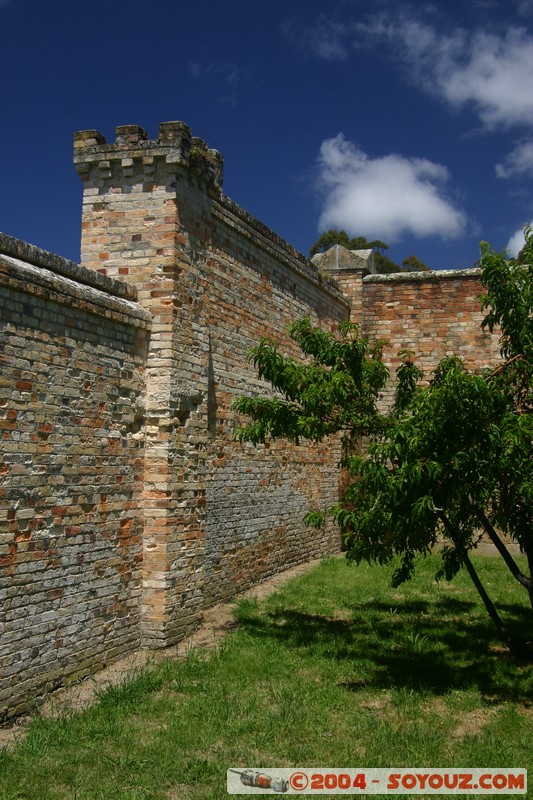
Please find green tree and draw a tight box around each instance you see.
[309,229,353,255]
[309,229,431,273]
[374,252,403,274]
[309,229,390,258]
[402,254,431,272]
[235,230,533,655]
[517,231,533,265]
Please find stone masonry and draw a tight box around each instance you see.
[0,120,501,719]
[362,269,501,408]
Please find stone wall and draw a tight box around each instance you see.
[0,234,150,717]
[204,199,346,605]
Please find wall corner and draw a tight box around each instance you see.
[311,245,366,325]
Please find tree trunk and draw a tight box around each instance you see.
[438,511,532,657]
[474,506,533,611]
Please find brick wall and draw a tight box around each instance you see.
[74,122,349,647]
[361,270,501,407]
[203,198,345,603]
[1,119,504,719]
[0,235,150,717]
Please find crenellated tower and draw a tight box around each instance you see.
[74,121,223,285]
[74,122,224,646]
[73,120,350,649]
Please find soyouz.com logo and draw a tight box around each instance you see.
[226,768,527,794]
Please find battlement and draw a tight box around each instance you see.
[74,121,224,191]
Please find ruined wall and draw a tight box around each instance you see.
[74,122,349,646]
[361,270,501,407]
[0,235,150,718]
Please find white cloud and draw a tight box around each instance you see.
[506,222,533,256]
[440,28,533,129]
[496,140,533,178]
[356,17,533,130]
[290,12,533,131]
[316,134,466,242]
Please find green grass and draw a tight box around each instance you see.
[1,555,532,799]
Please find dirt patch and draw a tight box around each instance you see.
[0,557,325,750]
[359,696,392,712]
[450,707,500,739]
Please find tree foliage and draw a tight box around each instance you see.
[235,229,533,655]
[309,229,430,273]
[309,230,388,257]
[402,254,431,272]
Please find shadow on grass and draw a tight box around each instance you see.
[235,599,533,702]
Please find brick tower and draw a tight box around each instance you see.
[74,122,224,645]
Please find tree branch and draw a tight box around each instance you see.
[437,510,513,649]
[486,353,524,381]
[473,505,533,592]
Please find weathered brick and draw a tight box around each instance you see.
[1,121,501,720]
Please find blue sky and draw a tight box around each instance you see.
[1,0,533,270]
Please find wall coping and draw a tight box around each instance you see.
[363,267,482,284]
[0,253,151,327]
[215,196,349,307]
[0,232,138,301]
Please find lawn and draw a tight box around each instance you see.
[0,555,532,799]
